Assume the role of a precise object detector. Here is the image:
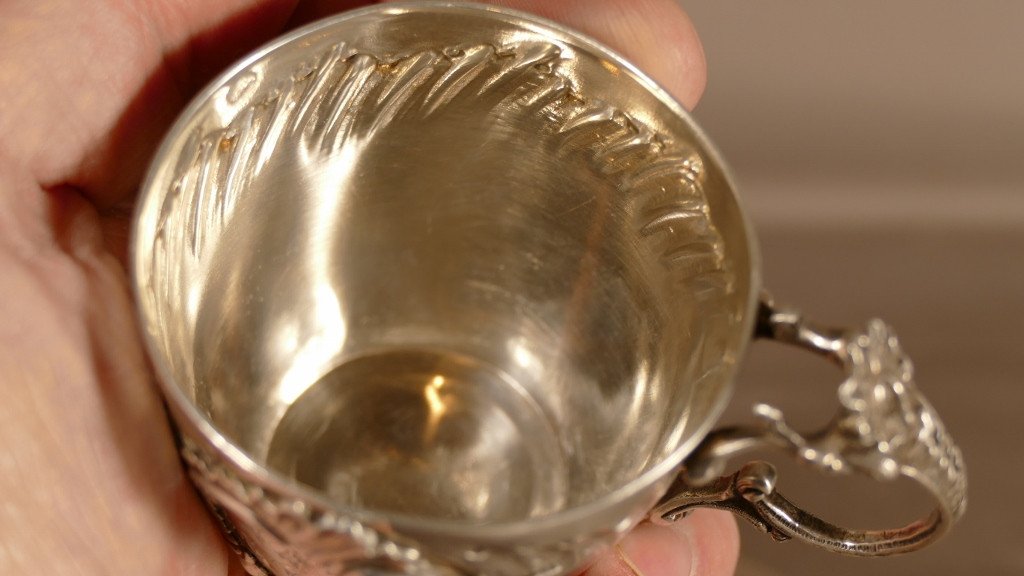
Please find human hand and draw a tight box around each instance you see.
[0,1,737,574]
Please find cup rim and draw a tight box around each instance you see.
[131,0,763,539]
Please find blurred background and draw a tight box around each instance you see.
[681,2,1023,575]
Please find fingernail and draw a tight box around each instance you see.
[616,521,697,576]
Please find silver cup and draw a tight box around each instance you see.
[131,3,966,575]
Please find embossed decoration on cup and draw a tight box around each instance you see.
[131,3,966,575]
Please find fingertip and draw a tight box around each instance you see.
[584,510,739,576]
[306,0,707,110]
[481,0,708,109]
[682,509,741,576]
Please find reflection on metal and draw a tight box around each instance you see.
[652,300,967,556]
[130,2,961,575]
[424,375,448,442]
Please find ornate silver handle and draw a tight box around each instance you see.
[651,298,967,556]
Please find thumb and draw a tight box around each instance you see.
[292,0,709,110]
[583,510,740,576]
[486,0,708,110]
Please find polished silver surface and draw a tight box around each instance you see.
[130,2,962,575]
[134,3,753,574]
[652,301,967,556]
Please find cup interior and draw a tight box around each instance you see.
[133,6,755,526]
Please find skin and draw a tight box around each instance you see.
[0,1,738,575]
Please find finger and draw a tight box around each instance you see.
[295,0,708,110]
[583,510,740,576]
[0,0,301,206]
[0,176,236,575]
[2,0,705,206]
[483,0,707,110]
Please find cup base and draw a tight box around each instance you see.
[266,348,569,523]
